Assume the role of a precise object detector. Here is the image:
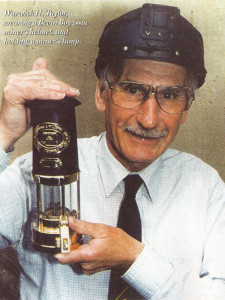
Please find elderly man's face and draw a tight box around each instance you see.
[95,59,189,171]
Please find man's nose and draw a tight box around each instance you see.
[136,95,159,129]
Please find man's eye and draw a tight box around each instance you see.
[120,83,145,96]
[159,88,182,100]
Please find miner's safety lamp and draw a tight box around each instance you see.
[27,97,82,254]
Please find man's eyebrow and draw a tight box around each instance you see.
[121,78,186,88]
[121,77,144,84]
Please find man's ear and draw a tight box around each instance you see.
[95,81,106,112]
[179,110,189,125]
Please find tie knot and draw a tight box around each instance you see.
[123,174,143,197]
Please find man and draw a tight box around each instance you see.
[0,3,224,300]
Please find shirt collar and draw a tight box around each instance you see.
[97,133,164,201]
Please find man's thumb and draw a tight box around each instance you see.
[32,58,48,71]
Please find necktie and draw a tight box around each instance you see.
[108,174,144,300]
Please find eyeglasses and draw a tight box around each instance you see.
[107,80,195,115]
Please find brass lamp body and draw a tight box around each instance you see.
[28,97,82,254]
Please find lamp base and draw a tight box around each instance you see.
[31,209,82,254]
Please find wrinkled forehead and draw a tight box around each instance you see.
[119,59,188,86]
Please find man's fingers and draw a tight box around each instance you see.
[69,217,114,239]
[55,243,92,264]
[3,81,66,103]
[5,58,80,99]
[7,77,79,98]
[32,58,48,71]
[5,69,80,103]
[55,244,110,275]
[81,265,109,276]
[54,219,144,275]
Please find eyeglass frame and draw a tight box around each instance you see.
[105,70,195,115]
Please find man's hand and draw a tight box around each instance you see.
[0,58,80,152]
[55,217,145,275]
